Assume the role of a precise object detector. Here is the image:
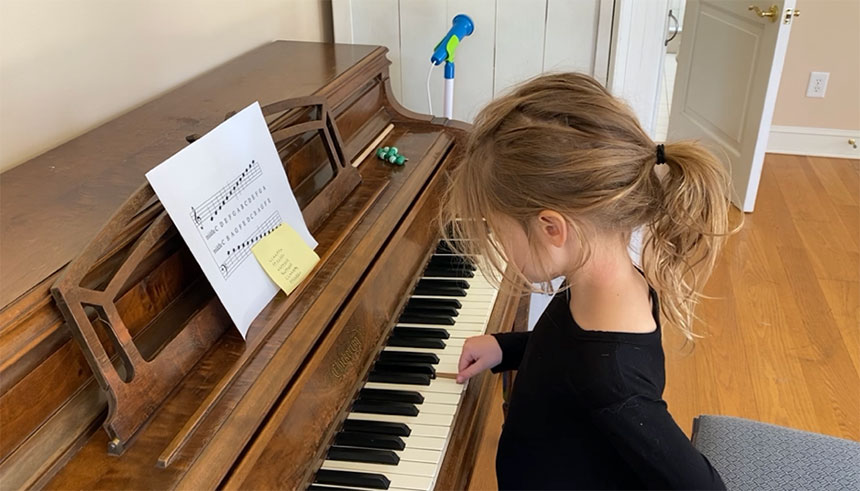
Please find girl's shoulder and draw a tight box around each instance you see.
[564,340,666,409]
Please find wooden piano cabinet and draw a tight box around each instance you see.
[0,40,525,490]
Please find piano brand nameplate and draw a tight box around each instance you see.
[146,102,316,336]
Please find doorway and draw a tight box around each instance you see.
[611,0,799,212]
[655,0,686,142]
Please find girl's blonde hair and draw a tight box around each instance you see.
[441,72,735,340]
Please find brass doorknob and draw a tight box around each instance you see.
[749,4,779,22]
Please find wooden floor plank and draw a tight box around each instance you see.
[807,156,858,207]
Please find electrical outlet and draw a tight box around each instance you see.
[806,72,829,98]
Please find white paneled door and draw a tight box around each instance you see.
[333,0,612,123]
[668,0,797,212]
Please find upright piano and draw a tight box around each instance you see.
[0,41,526,489]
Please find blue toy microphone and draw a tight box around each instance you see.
[430,14,474,119]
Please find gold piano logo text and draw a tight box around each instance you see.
[329,329,362,382]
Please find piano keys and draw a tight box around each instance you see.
[311,242,501,490]
[0,40,527,490]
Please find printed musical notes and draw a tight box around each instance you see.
[146,102,316,337]
[219,211,281,279]
[188,160,263,227]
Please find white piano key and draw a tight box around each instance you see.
[435,354,461,365]
[361,381,462,404]
[435,363,459,374]
[364,379,463,394]
[410,294,496,302]
[415,402,456,415]
[400,422,450,438]
[418,391,461,405]
[395,447,442,464]
[321,458,438,478]
[396,321,485,331]
[384,346,447,355]
[346,411,453,427]
[400,435,446,451]
[311,484,413,491]
[319,462,434,490]
[396,325,482,338]
[397,319,488,329]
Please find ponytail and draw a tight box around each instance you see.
[641,141,736,340]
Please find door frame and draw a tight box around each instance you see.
[607,0,671,138]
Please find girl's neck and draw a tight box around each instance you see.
[565,239,656,333]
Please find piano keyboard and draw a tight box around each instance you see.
[310,241,500,491]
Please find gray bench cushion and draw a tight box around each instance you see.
[691,415,860,490]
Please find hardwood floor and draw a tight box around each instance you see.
[466,154,860,489]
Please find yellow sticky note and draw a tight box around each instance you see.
[252,223,320,295]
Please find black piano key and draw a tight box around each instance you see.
[373,361,437,377]
[398,313,455,325]
[334,431,406,450]
[417,278,471,290]
[413,286,467,297]
[328,447,400,465]
[352,400,419,416]
[393,326,449,339]
[359,388,424,404]
[406,297,462,309]
[342,420,411,436]
[368,371,432,386]
[428,256,476,271]
[386,336,446,349]
[314,469,390,490]
[402,305,459,317]
[435,241,457,254]
[423,267,474,278]
[309,485,355,491]
[377,351,439,365]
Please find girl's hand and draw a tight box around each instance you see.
[456,335,503,383]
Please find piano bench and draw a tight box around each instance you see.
[691,415,860,490]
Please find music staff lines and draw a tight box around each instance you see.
[218,211,281,279]
[190,160,262,225]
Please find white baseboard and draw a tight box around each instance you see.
[768,125,860,159]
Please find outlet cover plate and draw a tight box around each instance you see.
[807,72,829,98]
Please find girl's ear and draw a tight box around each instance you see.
[536,210,568,248]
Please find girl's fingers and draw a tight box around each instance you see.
[456,359,486,384]
[458,347,477,373]
[457,358,490,384]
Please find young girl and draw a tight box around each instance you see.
[443,73,731,490]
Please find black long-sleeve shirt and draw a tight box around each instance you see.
[491,286,725,490]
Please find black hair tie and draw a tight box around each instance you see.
[655,144,667,165]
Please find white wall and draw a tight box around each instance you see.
[333,0,610,123]
[0,0,332,173]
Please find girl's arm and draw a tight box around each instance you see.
[490,332,531,372]
[591,395,725,490]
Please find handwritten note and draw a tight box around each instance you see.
[252,223,320,295]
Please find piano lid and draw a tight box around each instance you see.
[0,41,382,309]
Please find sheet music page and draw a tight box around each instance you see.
[146,101,316,337]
